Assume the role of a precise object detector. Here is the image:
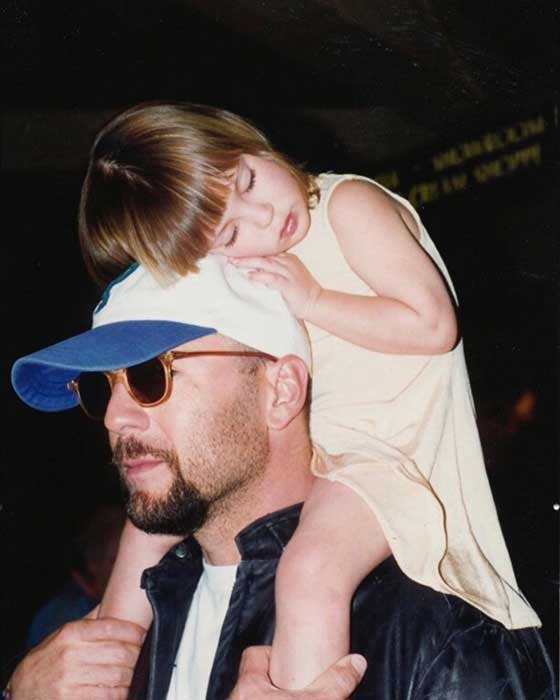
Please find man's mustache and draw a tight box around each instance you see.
[112,435,175,467]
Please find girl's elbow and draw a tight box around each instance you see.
[430,312,458,353]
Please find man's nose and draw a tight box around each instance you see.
[104,380,150,434]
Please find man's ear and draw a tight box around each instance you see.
[264,355,309,431]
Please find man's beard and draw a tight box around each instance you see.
[112,382,270,536]
[113,438,209,535]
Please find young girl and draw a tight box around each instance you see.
[79,102,540,689]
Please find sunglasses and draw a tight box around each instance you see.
[68,350,276,420]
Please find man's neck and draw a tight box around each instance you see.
[195,438,313,565]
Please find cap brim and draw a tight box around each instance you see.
[11,321,216,412]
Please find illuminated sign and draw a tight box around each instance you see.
[374,109,555,207]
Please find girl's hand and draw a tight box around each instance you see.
[231,254,322,320]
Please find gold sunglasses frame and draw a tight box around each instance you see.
[68,349,277,420]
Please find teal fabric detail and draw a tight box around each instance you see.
[94,262,140,314]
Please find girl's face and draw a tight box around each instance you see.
[211,155,311,258]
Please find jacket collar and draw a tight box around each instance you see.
[135,503,303,700]
[143,501,304,588]
[234,503,303,560]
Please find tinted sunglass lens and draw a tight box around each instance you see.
[127,357,167,405]
[77,372,112,419]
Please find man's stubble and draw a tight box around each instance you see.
[112,373,270,536]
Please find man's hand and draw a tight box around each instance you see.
[229,646,367,700]
[9,612,145,700]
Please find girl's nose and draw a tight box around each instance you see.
[241,200,273,228]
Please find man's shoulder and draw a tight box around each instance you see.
[351,558,556,699]
[352,556,486,651]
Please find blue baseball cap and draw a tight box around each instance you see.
[11,255,312,412]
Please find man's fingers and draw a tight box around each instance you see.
[238,645,273,676]
[305,654,367,700]
[80,640,142,667]
[74,685,130,700]
[61,617,146,646]
[232,648,366,700]
[229,647,274,700]
[31,642,138,688]
[86,604,101,619]
[79,660,135,688]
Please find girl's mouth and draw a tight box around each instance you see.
[280,211,297,240]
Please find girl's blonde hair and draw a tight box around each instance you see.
[79,101,317,286]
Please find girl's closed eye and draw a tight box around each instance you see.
[225,225,239,248]
[222,167,255,249]
[246,167,256,193]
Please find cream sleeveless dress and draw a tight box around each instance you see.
[291,173,539,629]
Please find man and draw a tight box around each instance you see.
[9,256,556,699]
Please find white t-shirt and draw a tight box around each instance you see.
[166,561,238,700]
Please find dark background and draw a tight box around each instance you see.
[1,0,558,684]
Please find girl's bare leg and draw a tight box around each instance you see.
[99,518,182,629]
[270,479,389,689]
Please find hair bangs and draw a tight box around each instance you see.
[80,101,319,287]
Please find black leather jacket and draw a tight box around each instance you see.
[129,504,556,700]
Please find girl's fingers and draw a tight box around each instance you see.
[230,256,289,272]
[246,270,288,289]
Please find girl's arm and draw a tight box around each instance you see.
[98,518,182,628]
[311,179,457,353]
[236,179,458,355]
